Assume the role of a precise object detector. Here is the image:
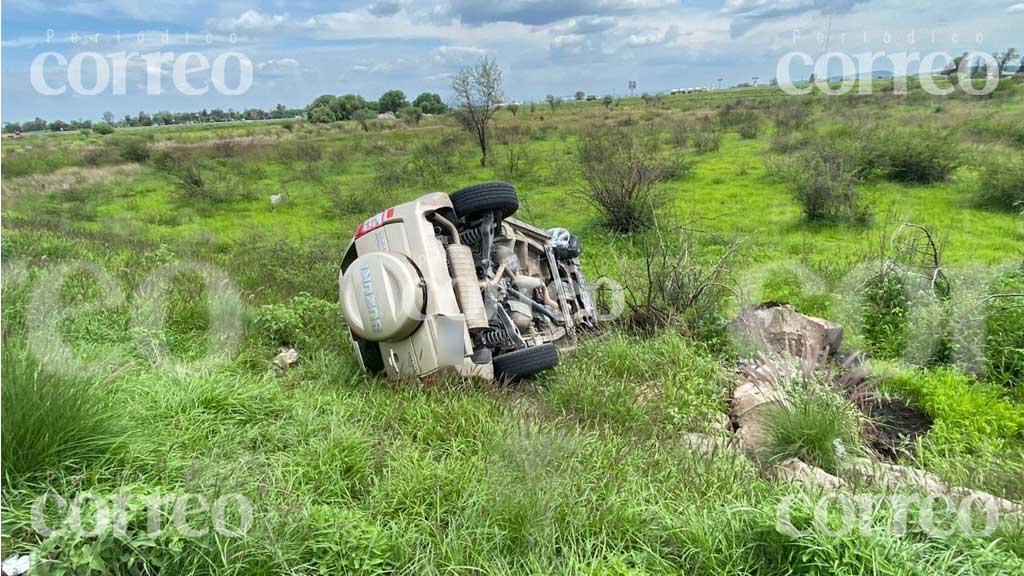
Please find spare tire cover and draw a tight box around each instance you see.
[340,253,424,342]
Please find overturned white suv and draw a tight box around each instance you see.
[339,182,597,380]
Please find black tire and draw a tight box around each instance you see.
[450,182,519,219]
[493,344,559,380]
[356,338,385,374]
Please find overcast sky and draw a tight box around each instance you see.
[2,1,1022,122]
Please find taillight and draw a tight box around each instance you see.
[354,207,395,239]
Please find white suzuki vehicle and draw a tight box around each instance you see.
[339,182,597,380]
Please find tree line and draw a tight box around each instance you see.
[304,90,447,125]
[3,104,305,134]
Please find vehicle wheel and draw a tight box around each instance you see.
[493,343,559,380]
[450,181,519,219]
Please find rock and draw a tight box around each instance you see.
[774,458,847,489]
[845,461,948,495]
[273,347,299,371]
[2,555,30,576]
[729,380,790,457]
[947,487,1023,515]
[270,194,285,206]
[731,303,843,360]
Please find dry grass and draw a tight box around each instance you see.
[1,163,143,199]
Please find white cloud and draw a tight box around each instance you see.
[1008,3,1024,12]
[207,10,290,33]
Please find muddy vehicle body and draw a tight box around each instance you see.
[339,182,597,380]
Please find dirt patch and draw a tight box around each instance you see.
[860,396,933,460]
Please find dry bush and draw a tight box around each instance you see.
[779,143,870,222]
[693,119,723,154]
[623,225,742,339]
[495,125,535,181]
[573,124,678,233]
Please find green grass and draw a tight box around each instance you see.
[2,83,1024,573]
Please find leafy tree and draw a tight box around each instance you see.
[352,108,375,131]
[545,94,560,111]
[102,111,114,124]
[331,94,368,120]
[49,120,69,131]
[506,103,519,117]
[3,122,22,133]
[413,92,447,114]
[451,57,503,166]
[378,90,408,114]
[575,91,585,101]
[601,95,614,109]
[93,122,115,135]
[308,105,336,124]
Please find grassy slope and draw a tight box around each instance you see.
[2,86,1024,574]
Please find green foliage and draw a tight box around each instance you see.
[378,89,408,114]
[984,268,1024,388]
[861,269,910,359]
[761,388,864,474]
[92,122,115,135]
[412,92,446,114]
[870,127,962,184]
[977,154,1024,211]
[780,143,869,222]
[886,367,1024,454]
[115,137,150,162]
[254,292,337,347]
[307,105,336,124]
[1,343,119,482]
[573,124,676,232]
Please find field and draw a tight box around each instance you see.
[2,81,1024,574]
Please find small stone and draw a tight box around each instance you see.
[774,458,847,489]
[273,347,299,371]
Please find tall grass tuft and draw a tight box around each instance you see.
[761,390,864,474]
[1,342,120,482]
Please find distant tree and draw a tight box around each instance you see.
[308,106,336,123]
[399,104,423,125]
[574,90,585,101]
[93,122,115,135]
[352,108,374,131]
[530,102,536,114]
[506,103,519,117]
[601,95,613,109]
[49,120,69,132]
[137,111,152,126]
[4,122,22,133]
[545,94,560,111]
[378,90,408,114]
[102,111,114,124]
[413,92,447,114]
[995,48,1019,76]
[451,57,503,166]
[273,103,287,119]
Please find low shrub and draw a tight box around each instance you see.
[92,122,115,135]
[115,137,150,162]
[780,143,869,222]
[254,292,338,347]
[623,226,741,341]
[773,103,811,134]
[692,120,723,154]
[870,127,961,184]
[573,124,678,233]
[976,154,1024,211]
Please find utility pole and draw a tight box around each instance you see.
[717,77,723,90]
